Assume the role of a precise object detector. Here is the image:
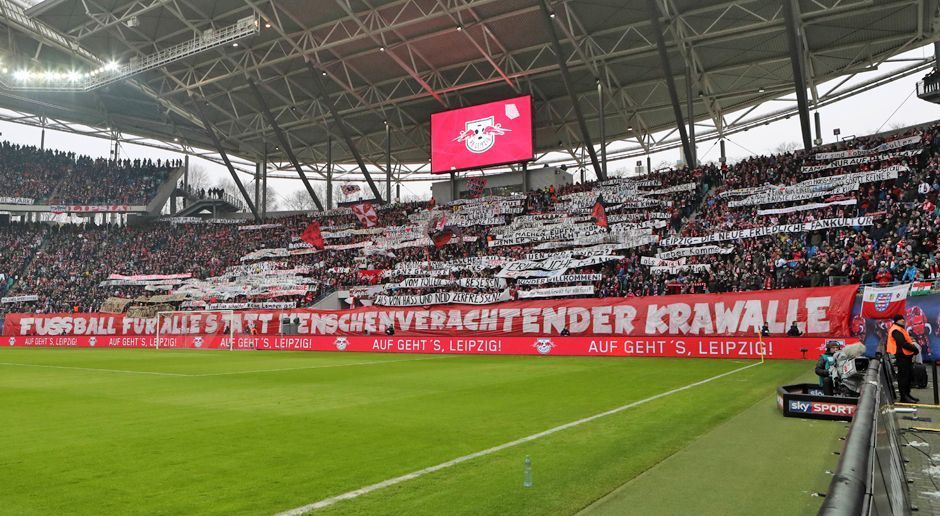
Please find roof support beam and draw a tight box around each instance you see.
[536,0,604,181]
[784,0,813,151]
[305,58,385,204]
[645,0,693,167]
[189,94,261,222]
[246,77,324,211]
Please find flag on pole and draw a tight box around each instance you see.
[861,283,911,319]
[426,210,453,249]
[591,195,609,229]
[351,202,378,228]
[300,221,325,249]
[911,281,933,296]
[341,184,361,196]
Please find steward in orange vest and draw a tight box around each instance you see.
[886,314,918,403]
[886,321,917,356]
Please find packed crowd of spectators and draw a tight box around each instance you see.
[1,122,939,317]
[0,140,179,205]
[51,157,178,205]
[0,142,74,202]
[0,225,46,299]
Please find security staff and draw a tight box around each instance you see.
[887,314,919,403]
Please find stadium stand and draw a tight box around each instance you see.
[0,142,179,205]
[1,124,939,327]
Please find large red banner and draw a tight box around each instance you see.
[430,95,534,173]
[3,334,841,360]
[1,286,857,338]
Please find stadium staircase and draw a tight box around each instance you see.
[43,176,68,204]
[307,288,340,309]
[4,231,51,299]
[145,167,185,215]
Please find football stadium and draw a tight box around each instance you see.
[3,0,940,514]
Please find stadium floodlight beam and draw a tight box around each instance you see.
[645,0,694,169]
[0,15,259,92]
[304,58,385,204]
[537,0,605,181]
[246,77,325,212]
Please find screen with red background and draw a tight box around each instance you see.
[431,95,533,173]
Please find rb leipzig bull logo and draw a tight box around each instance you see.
[454,116,511,154]
[533,338,555,355]
[8,337,14,347]
[335,337,349,351]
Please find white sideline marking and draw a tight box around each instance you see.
[192,356,451,376]
[277,361,764,515]
[0,362,190,377]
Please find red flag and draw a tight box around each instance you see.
[300,221,325,249]
[432,232,453,249]
[861,284,910,319]
[592,196,608,229]
[357,269,384,285]
[351,202,378,228]
[426,210,452,248]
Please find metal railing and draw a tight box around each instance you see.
[0,14,258,92]
[819,358,911,515]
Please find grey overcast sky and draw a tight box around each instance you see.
[2,45,939,208]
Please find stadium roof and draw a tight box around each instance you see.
[0,0,938,183]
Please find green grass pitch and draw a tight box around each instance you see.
[0,349,836,515]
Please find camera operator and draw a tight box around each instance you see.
[815,341,839,395]
[887,314,919,403]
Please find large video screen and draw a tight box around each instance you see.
[431,95,533,174]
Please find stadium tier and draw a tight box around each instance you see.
[1,123,938,323]
[0,142,180,206]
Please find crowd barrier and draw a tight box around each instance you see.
[4,334,840,359]
[818,358,911,515]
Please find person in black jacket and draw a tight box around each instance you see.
[760,322,770,337]
[786,322,803,337]
[385,325,395,336]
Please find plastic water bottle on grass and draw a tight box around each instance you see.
[523,455,532,488]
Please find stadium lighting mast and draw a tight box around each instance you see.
[0,16,259,92]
